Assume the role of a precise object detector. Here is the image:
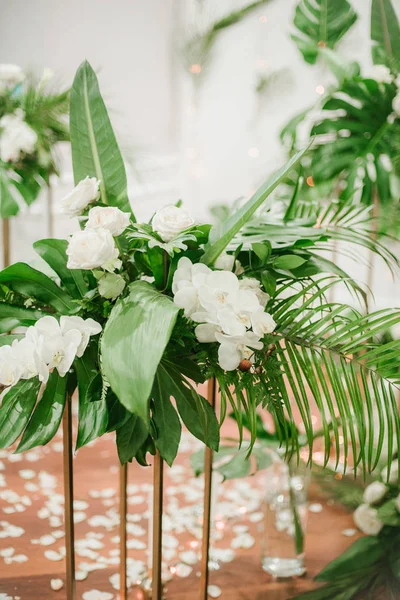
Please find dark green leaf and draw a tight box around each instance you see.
[0,173,19,218]
[101,281,179,424]
[261,270,276,296]
[377,499,400,526]
[16,371,67,452]
[33,239,88,299]
[152,372,182,466]
[0,379,40,449]
[70,61,133,216]
[75,352,107,449]
[273,254,307,270]
[0,334,23,346]
[251,242,271,263]
[0,304,44,334]
[315,537,384,581]
[371,0,400,71]
[0,264,76,313]
[116,414,149,464]
[106,391,130,433]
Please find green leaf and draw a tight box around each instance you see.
[273,254,307,270]
[116,414,149,464]
[101,281,179,424]
[70,60,133,216]
[152,372,182,467]
[261,270,276,296]
[217,451,251,480]
[106,391,130,433]
[0,379,40,449]
[158,362,219,451]
[251,242,271,263]
[315,537,384,581]
[33,239,88,299]
[0,334,23,346]
[75,352,108,449]
[377,498,400,526]
[371,0,400,71]
[0,263,77,314]
[16,371,67,453]
[0,304,44,333]
[200,147,308,265]
[292,0,357,65]
[0,173,19,218]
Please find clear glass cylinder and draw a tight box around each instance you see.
[261,456,310,578]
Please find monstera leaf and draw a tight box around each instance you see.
[292,0,357,64]
[310,76,400,210]
[371,0,400,72]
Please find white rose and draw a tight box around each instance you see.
[251,311,276,337]
[86,206,130,237]
[0,64,24,85]
[393,93,400,116]
[66,228,120,271]
[353,504,383,535]
[381,461,399,484]
[364,64,393,84]
[60,316,102,357]
[152,205,195,242]
[0,345,22,387]
[60,177,100,217]
[363,481,388,505]
[0,112,37,163]
[97,272,126,300]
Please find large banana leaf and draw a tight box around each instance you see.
[70,61,133,217]
[291,0,357,64]
[371,0,400,72]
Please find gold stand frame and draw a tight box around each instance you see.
[119,464,128,598]
[2,218,10,268]
[63,394,76,599]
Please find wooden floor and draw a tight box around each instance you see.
[0,417,360,600]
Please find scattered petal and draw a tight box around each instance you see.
[309,503,323,514]
[342,528,357,537]
[50,579,63,591]
[82,591,114,600]
[208,584,222,598]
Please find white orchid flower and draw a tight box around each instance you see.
[215,331,263,371]
[0,345,23,387]
[11,338,49,383]
[251,311,276,337]
[60,316,102,358]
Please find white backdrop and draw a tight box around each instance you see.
[0,0,398,309]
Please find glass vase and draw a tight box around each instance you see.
[261,455,310,578]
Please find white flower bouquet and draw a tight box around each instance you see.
[0,64,69,218]
[1,60,400,474]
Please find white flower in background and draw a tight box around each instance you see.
[381,461,399,484]
[97,272,126,300]
[214,251,244,275]
[11,338,49,383]
[363,481,388,505]
[0,111,37,163]
[39,68,54,87]
[216,331,264,371]
[60,316,102,357]
[364,64,393,84]
[393,93,400,116]
[66,228,120,272]
[172,257,211,317]
[0,64,24,87]
[353,504,383,535]
[251,311,276,337]
[86,206,130,237]
[60,177,101,217]
[152,205,195,242]
[0,345,22,387]
[239,277,270,308]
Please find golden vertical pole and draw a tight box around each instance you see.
[119,463,128,600]
[199,377,217,600]
[47,182,54,238]
[152,451,164,600]
[63,394,76,600]
[2,218,10,268]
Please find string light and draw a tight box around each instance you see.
[189,64,202,74]
[248,147,259,158]
[316,85,325,95]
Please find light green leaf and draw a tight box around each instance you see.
[0,334,23,346]
[201,148,308,265]
[101,281,180,424]
[371,0,400,71]
[33,239,88,299]
[116,414,149,464]
[70,60,133,216]
[0,379,41,449]
[0,263,77,314]
[377,498,400,526]
[0,173,19,218]
[273,254,307,271]
[16,371,67,453]
[315,537,383,581]
[0,304,44,334]
[252,241,271,263]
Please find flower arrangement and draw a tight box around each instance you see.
[295,460,400,599]
[0,63,69,218]
[0,60,400,478]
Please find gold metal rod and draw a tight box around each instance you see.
[63,394,76,600]
[199,377,217,600]
[47,182,54,238]
[119,463,128,600]
[2,218,10,268]
[152,450,164,600]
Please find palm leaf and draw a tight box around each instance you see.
[371,0,400,72]
[291,0,357,64]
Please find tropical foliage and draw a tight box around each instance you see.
[0,60,400,478]
[0,65,69,218]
